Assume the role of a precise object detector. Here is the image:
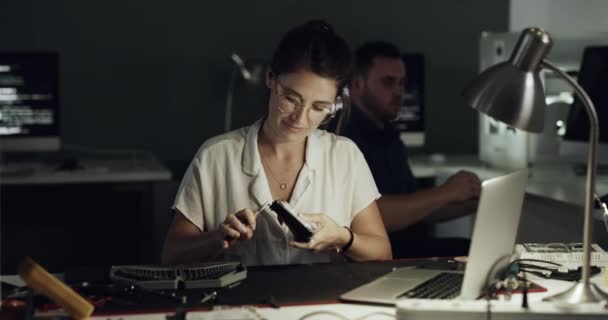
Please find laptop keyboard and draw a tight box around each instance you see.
[397,272,463,300]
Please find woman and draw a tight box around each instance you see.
[162,20,391,266]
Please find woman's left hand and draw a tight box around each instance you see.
[289,213,349,252]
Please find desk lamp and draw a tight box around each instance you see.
[463,27,608,304]
[224,53,264,132]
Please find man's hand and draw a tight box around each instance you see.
[219,208,257,248]
[439,170,481,203]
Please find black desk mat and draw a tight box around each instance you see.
[58,258,456,315]
[214,258,454,306]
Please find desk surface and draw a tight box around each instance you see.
[1,259,450,317]
[409,154,608,208]
[0,156,172,185]
[3,259,607,320]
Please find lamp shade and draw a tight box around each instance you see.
[463,28,553,133]
[231,53,265,85]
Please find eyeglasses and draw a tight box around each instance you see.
[274,79,336,125]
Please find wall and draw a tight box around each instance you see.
[0,0,509,176]
[510,0,608,33]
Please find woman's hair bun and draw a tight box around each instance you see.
[304,19,335,34]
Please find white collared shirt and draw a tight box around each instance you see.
[173,120,380,266]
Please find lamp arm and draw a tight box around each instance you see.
[224,66,239,133]
[541,59,600,285]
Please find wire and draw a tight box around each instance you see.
[297,310,395,320]
[521,269,529,309]
[510,258,563,276]
[355,312,394,320]
[297,311,349,320]
[510,258,561,266]
[484,254,516,299]
[483,253,517,320]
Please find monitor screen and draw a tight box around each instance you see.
[563,46,608,143]
[0,52,60,151]
[394,53,425,147]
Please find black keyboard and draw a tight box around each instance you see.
[110,262,247,290]
[397,272,463,300]
[112,262,240,281]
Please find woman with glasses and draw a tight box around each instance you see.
[162,20,391,266]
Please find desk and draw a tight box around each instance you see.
[0,259,457,319]
[408,155,608,247]
[3,259,605,320]
[91,304,396,320]
[95,261,608,320]
[1,259,437,318]
[0,156,176,274]
[0,156,172,185]
[408,154,608,207]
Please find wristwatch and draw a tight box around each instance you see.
[338,226,354,254]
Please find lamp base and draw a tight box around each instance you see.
[543,282,608,304]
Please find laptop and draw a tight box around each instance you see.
[340,169,528,304]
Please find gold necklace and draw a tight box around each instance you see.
[258,138,290,191]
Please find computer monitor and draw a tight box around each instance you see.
[560,46,608,164]
[0,52,60,152]
[394,53,425,147]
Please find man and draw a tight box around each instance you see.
[333,41,481,258]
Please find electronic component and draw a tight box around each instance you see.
[269,200,316,242]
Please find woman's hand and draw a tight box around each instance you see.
[289,213,349,252]
[219,208,257,248]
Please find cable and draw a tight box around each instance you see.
[510,258,563,278]
[511,258,561,266]
[521,269,529,309]
[483,253,517,320]
[484,254,515,299]
[297,311,349,320]
[297,310,395,320]
[355,311,394,320]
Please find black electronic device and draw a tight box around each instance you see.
[269,200,316,242]
[110,262,246,290]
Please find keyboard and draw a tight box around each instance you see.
[113,263,238,281]
[397,272,463,299]
[110,262,247,290]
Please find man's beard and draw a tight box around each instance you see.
[361,90,400,122]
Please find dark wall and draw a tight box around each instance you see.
[0,0,509,177]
